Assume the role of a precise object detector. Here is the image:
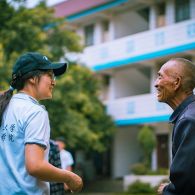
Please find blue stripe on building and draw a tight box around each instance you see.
[116,114,170,126]
[93,42,195,71]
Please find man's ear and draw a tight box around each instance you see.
[174,76,182,90]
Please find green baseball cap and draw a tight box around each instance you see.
[12,52,68,78]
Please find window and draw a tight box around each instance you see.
[84,24,94,46]
[137,7,150,23]
[175,0,190,22]
[156,2,166,27]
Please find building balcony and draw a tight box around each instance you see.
[106,93,172,125]
[80,19,195,71]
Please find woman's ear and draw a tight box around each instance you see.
[29,77,36,85]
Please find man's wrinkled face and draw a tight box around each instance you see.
[154,62,177,104]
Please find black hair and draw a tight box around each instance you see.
[0,89,14,125]
[0,70,49,125]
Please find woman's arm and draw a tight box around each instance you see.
[25,144,83,192]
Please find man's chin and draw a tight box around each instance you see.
[157,96,164,102]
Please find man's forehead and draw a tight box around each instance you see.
[158,64,168,74]
[159,60,183,79]
[161,60,178,71]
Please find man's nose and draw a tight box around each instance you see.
[154,79,158,88]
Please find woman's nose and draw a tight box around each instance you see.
[51,79,56,86]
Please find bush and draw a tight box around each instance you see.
[147,168,169,175]
[127,180,156,194]
[131,163,169,176]
[131,163,147,175]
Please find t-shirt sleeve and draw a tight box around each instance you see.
[24,109,50,149]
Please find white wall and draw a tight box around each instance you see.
[112,126,142,178]
[113,11,149,39]
[113,67,150,98]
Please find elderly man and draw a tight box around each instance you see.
[155,58,195,195]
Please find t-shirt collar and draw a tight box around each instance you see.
[13,93,40,105]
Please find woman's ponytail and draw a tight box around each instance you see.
[0,87,14,125]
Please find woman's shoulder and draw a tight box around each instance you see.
[11,93,47,116]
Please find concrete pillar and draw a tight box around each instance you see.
[149,5,157,30]
[108,75,116,100]
[190,0,195,18]
[166,0,175,25]
[151,149,157,171]
[94,21,102,45]
[109,19,115,41]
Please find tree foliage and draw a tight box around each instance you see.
[0,0,82,88]
[0,0,115,152]
[138,125,156,167]
[44,64,115,152]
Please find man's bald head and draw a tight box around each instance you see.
[155,58,195,109]
[166,58,195,92]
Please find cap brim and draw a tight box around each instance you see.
[52,62,68,76]
[41,62,68,76]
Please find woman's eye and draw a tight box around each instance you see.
[47,73,55,81]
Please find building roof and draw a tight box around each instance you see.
[54,0,114,18]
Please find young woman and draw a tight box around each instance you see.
[0,52,83,194]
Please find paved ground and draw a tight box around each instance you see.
[81,178,124,194]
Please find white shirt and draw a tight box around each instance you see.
[0,93,50,195]
[60,149,74,170]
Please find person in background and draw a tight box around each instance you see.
[49,139,65,195]
[56,137,74,172]
[56,137,74,191]
[155,58,195,195]
[0,52,83,194]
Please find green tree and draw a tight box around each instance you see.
[0,0,82,89]
[44,64,115,152]
[0,0,115,152]
[138,125,156,168]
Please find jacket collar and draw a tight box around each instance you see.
[169,95,195,123]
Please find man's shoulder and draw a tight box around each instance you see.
[183,101,195,118]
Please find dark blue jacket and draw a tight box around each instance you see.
[163,95,195,195]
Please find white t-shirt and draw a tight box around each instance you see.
[60,149,74,170]
[0,93,50,195]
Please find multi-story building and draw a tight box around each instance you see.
[54,0,195,178]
